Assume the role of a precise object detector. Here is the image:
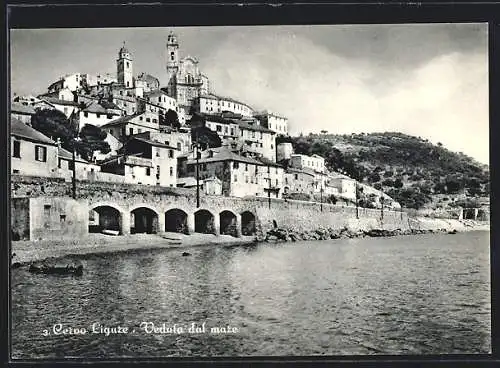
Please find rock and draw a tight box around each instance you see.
[182,252,191,256]
[448,229,458,234]
[11,262,22,269]
[29,259,83,276]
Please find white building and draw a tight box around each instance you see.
[101,112,160,141]
[290,153,325,173]
[11,117,59,178]
[195,94,254,117]
[254,111,288,136]
[79,101,122,128]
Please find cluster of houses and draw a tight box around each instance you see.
[10,32,400,210]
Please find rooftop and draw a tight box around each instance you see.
[11,103,36,115]
[41,96,79,107]
[199,93,253,110]
[101,112,144,128]
[238,121,275,134]
[186,148,264,166]
[11,117,57,146]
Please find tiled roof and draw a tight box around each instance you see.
[11,103,36,115]
[58,147,89,163]
[186,148,263,166]
[238,121,275,134]
[41,96,79,107]
[198,93,253,110]
[145,89,168,98]
[257,157,284,168]
[10,117,57,146]
[100,112,144,128]
[83,101,121,114]
[127,136,178,150]
[286,167,315,177]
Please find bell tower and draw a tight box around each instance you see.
[117,42,133,88]
[166,32,179,97]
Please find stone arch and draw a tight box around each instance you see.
[130,205,160,234]
[220,210,238,237]
[194,209,215,234]
[165,208,189,234]
[241,211,256,236]
[89,202,126,235]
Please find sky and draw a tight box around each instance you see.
[10,24,489,164]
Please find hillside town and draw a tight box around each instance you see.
[11,32,400,210]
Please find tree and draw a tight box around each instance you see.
[163,109,180,129]
[191,126,222,150]
[31,109,78,151]
[77,124,111,161]
[394,178,404,188]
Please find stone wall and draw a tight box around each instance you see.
[11,197,30,240]
[254,200,409,235]
[11,175,410,239]
[29,197,88,241]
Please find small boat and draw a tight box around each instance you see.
[102,229,120,236]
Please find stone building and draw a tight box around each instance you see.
[57,146,101,182]
[165,32,210,116]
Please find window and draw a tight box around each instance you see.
[107,114,113,119]
[146,118,151,123]
[35,145,47,162]
[276,179,278,186]
[120,91,123,96]
[129,128,134,135]
[234,175,237,182]
[245,164,248,171]
[156,149,160,157]
[295,174,298,180]
[224,126,228,134]
[250,177,254,184]
[84,112,88,118]
[64,107,68,115]
[156,166,160,179]
[60,214,66,222]
[252,131,255,138]
[233,162,239,169]
[139,116,143,121]
[58,158,62,168]
[44,204,51,216]
[121,127,126,136]
[168,150,174,158]
[138,128,142,133]
[245,176,249,183]
[169,167,173,176]
[230,128,234,136]
[127,81,130,87]
[177,142,181,150]
[165,141,170,146]
[216,125,222,132]
[267,167,270,174]
[271,144,274,149]
[12,141,20,158]
[146,167,151,176]
[68,161,74,170]
[96,113,101,118]
[126,62,129,68]
[170,51,175,61]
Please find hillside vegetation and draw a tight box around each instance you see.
[280,132,489,209]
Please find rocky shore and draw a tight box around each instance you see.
[259,218,489,243]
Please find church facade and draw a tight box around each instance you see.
[165,32,210,116]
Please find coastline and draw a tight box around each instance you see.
[11,218,489,267]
